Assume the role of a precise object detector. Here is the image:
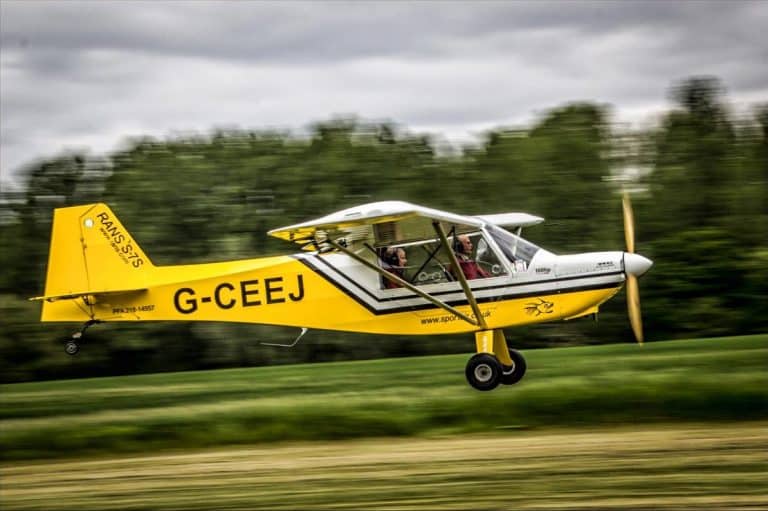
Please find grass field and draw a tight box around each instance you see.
[1,335,767,510]
[1,335,766,461]
[2,422,767,510]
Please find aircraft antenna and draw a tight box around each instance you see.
[260,328,308,348]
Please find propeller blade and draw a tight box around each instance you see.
[622,192,635,253]
[626,274,643,344]
[623,192,645,344]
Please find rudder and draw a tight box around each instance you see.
[40,203,153,302]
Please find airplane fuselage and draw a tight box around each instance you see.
[42,249,628,335]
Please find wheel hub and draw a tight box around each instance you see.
[474,364,493,383]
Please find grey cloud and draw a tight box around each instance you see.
[3,1,764,65]
[2,0,767,186]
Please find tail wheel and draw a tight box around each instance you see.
[501,349,527,385]
[64,340,80,356]
[60,320,98,356]
[465,353,503,391]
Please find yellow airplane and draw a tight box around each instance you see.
[32,197,652,391]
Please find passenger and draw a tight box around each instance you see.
[382,247,408,289]
[453,234,490,280]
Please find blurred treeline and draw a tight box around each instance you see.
[1,76,766,382]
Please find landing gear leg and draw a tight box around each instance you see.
[465,329,527,390]
[62,320,100,356]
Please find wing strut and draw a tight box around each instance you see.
[325,238,481,327]
[432,221,489,329]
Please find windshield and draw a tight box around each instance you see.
[486,224,540,265]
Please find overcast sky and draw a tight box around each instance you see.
[1,0,766,189]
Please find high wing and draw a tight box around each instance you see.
[267,200,543,247]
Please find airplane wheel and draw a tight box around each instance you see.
[501,349,527,385]
[64,340,80,356]
[465,353,502,391]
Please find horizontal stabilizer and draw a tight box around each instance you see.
[30,288,147,303]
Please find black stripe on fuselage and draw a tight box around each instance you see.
[309,253,623,301]
[298,254,376,313]
[295,254,623,316]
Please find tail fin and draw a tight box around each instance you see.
[36,203,153,303]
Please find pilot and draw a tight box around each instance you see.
[453,234,490,280]
[382,247,408,289]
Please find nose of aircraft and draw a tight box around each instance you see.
[624,253,653,277]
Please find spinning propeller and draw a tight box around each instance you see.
[622,192,652,344]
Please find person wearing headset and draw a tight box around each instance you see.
[453,234,490,280]
[381,246,408,289]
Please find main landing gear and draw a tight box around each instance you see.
[62,320,100,356]
[465,330,527,391]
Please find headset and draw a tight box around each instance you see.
[382,247,400,267]
[449,226,463,254]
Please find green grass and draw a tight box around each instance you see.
[1,335,766,461]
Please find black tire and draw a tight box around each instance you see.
[501,349,527,385]
[465,353,503,391]
[64,340,80,356]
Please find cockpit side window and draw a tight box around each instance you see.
[450,232,507,280]
[378,240,452,288]
[413,241,452,285]
[374,226,509,289]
